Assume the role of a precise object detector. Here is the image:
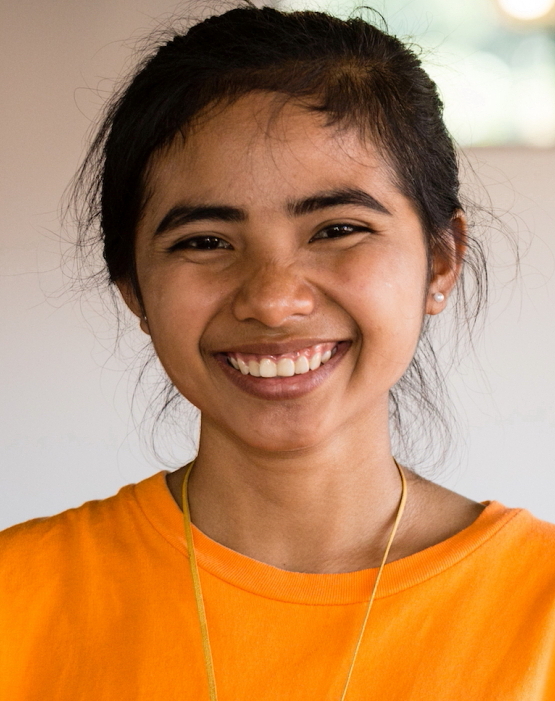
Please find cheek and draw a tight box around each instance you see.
[140,267,222,365]
[334,246,427,356]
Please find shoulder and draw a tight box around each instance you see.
[491,502,555,546]
[0,473,167,588]
[1,482,132,549]
[467,500,555,562]
[464,503,555,600]
[501,505,555,556]
[0,472,175,678]
[409,473,555,559]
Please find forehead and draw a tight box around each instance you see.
[144,93,406,216]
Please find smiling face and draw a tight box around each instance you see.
[121,93,456,454]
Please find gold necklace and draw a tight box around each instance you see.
[182,459,408,701]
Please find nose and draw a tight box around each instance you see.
[232,260,315,328]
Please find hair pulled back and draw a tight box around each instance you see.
[73,3,487,469]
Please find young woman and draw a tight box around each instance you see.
[1,6,554,700]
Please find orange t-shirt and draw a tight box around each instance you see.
[1,472,555,700]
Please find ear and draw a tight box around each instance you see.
[426,211,466,316]
[116,280,151,335]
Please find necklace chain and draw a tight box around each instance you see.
[182,459,408,701]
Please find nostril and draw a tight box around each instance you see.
[232,270,315,325]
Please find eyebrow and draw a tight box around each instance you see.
[154,187,391,236]
[287,188,391,217]
[154,205,246,236]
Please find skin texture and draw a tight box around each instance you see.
[120,93,483,574]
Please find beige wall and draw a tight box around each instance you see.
[1,0,554,528]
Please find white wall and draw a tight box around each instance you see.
[1,0,554,529]
[440,148,555,517]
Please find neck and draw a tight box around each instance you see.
[170,417,407,574]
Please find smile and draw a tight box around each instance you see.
[215,340,350,400]
[226,342,337,377]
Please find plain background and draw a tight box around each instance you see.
[1,0,554,529]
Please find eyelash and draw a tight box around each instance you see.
[168,236,232,252]
[309,223,373,241]
[167,224,373,252]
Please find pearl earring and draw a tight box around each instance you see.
[433,292,445,303]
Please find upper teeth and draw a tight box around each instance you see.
[228,344,336,377]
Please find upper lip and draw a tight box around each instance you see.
[215,338,347,356]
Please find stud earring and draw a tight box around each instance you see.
[433,292,445,303]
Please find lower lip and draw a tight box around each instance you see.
[214,342,351,400]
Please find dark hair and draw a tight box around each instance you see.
[71,3,487,470]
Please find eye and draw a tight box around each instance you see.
[309,223,373,242]
[169,235,233,252]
